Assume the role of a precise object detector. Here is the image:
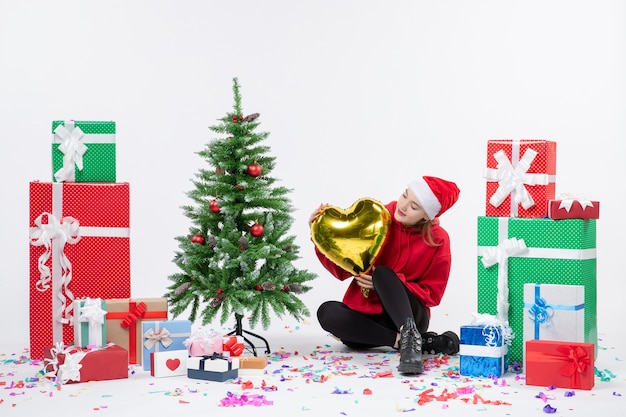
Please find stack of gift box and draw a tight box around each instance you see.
[459,139,599,391]
[30,120,267,384]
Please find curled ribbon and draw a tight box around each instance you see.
[29,212,81,324]
[43,341,66,376]
[528,297,554,327]
[484,148,549,210]
[471,312,513,347]
[54,122,88,183]
[44,343,87,384]
[480,237,528,325]
[557,193,595,213]
[143,328,173,350]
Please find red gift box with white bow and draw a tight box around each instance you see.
[29,181,131,360]
[547,197,600,220]
[525,339,595,390]
[43,343,128,384]
[483,140,557,218]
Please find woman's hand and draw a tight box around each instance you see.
[308,203,329,225]
[354,273,373,290]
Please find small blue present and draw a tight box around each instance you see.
[459,324,509,377]
[187,353,239,382]
[141,320,191,371]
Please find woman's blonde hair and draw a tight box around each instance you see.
[412,218,440,247]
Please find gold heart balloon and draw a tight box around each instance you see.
[310,198,391,276]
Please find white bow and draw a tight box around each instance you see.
[54,123,88,182]
[484,148,549,210]
[557,193,595,212]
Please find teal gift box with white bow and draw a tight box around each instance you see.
[73,298,107,348]
[141,320,192,371]
[52,120,116,183]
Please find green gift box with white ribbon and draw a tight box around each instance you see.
[477,216,596,364]
[52,120,116,182]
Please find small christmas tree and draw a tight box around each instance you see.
[165,77,316,335]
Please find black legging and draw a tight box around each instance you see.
[317,265,430,349]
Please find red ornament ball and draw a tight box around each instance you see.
[250,223,264,237]
[247,162,262,177]
[191,233,205,245]
[209,199,220,213]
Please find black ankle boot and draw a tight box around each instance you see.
[398,317,424,374]
[422,330,460,355]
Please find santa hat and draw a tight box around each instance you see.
[408,176,460,220]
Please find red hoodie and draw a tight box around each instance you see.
[315,200,452,317]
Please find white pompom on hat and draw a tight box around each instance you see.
[408,176,460,220]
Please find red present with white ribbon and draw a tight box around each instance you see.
[483,140,557,218]
[29,181,130,359]
[547,194,600,220]
[43,342,128,384]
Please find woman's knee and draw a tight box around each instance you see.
[317,301,342,325]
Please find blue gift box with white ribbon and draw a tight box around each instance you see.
[459,324,509,378]
[523,283,585,357]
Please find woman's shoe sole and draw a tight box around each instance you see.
[398,362,424,374]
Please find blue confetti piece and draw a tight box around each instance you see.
[564,391,575,397]
[543,404,557,414]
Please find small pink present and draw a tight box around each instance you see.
[184,328,223,357]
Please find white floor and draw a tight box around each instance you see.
[1,319,624,417]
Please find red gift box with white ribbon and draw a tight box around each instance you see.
[43,343,128,384]
[483,139,557,218]
[29,181,131,359]
[547,195,600,220]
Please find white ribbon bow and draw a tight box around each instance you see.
[43,341,66,377]
[557,193,595,212]
[58,350,86,384]
[480,237,528,324]
[29,212,81,324]
[79,298,107,345]
[79,298,107,326]
[54,123,88,183]
[44,343,86,384]
[143,328,173,350]
[484,148,550,210]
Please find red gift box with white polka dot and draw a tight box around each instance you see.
[29,181,131,360]
[484,139,557,218]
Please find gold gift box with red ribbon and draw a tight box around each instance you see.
[105,298,168,364]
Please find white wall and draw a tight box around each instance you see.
[1,0,624,346]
